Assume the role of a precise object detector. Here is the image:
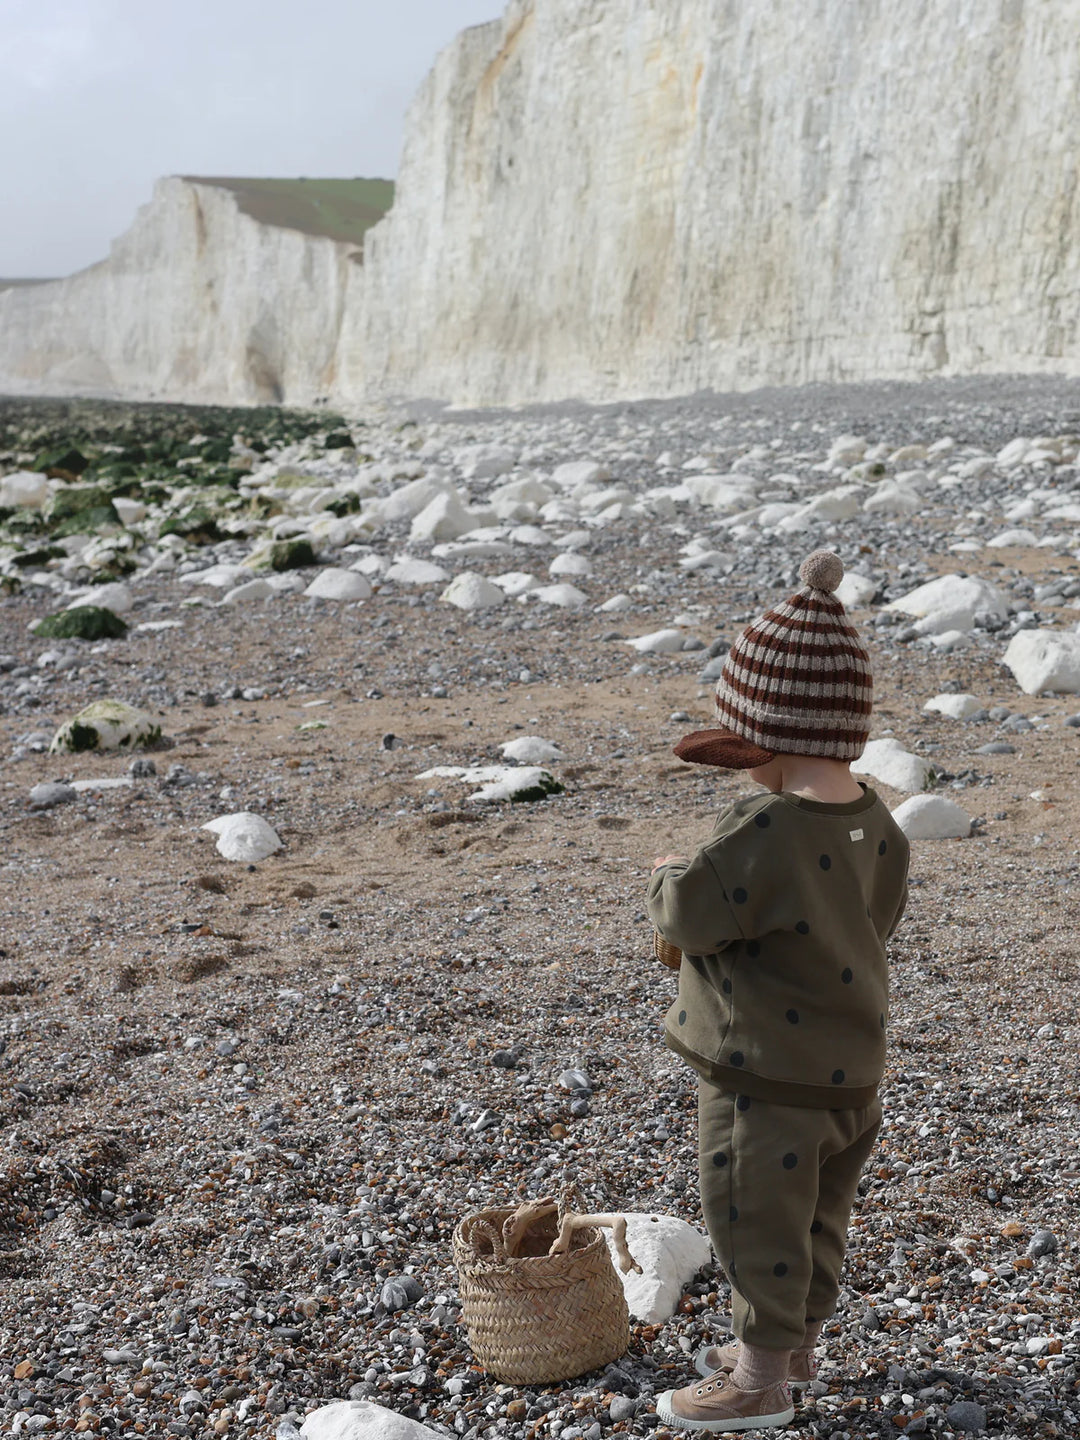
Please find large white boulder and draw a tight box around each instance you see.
[528,583,588,608]
[550,460,609,490]
[221,578,275,605]
[886,573,1007,633]
[924,693,983,719]
[440,572,506,610]
[0,470,49,509]
[863,481,922,515]
[804,484,864,520]
[409,490,476,544]
[384,558,450,586]
[605,1214,713,1325]
[379,476,449,523]
[834,570,877,609]
[549,551,592,577]
[300,1401,444,1440]
[683,473,758,513]
[892,794,972,840]
[1003,629,1080,694]
[66,582,133,615]
[201,812,283,863]
[499,735,564,764]
[626,628,687,654]
[853,738,932,793]
[492,570,540,596]
[51,700,162,754]
[416,763,562,802]
[304,569,372,601]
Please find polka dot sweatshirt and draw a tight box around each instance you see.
[647,785,909,1108]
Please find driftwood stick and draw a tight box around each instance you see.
[548,1213,643,1274]
[501,1198,558,1257]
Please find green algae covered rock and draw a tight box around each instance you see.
[34,606,128,641]
[269,538,317,571]
[50,699,161,754]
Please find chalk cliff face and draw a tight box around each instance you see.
[0,178,359,405]
[353,0,1080,403]
[4,0,1080,407]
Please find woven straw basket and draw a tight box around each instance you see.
[452,1194,635,1385]
[653,930,683,970]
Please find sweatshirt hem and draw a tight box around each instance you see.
[664,1030,879,1109]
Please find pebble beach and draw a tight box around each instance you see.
[1,376,1079,1439]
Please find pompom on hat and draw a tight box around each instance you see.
[675,550,873,769]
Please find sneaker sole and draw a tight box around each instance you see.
[654,1389,795,1433]
[693,1347,807,1385]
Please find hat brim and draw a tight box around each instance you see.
[673,727,775,770]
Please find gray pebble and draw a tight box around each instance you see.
[945,1400,987,1433]
[1027,1228,1057,1257]
[381,1274,423,1311]
[608,1396,638,1423]
[974,742,1015,755]
[697,657,726,681]
[559,1067,591,1092]
[28,781,77,810]
[129,756,157,777]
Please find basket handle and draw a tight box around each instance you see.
[500,1197,558,1257]
[548,1212,643,1275]
[469,1217,509,1262]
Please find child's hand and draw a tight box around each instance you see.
[652,854,686,872]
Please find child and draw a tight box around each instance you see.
[647,550,909,1433]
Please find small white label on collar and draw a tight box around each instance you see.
[849,828,865,842]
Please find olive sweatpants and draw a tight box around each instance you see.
[697,1077,882,1350]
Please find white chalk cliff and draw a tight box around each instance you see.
[5,0,1080,407]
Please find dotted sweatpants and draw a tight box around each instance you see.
[697,1078,882,1350]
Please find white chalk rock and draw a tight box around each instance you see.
[379,476,449,523]
[550,460,609,490]
[499,735,564,763]
[892,794,972,840]
[201,812,283,863]
[1003,629,1080,694]
[492,571,540,596]
[986,527,1040,548]
[350,554,392,577]
[626,628,686,654]
[549,551,592,577]
[440,572,506,610]
[51,699,162,754]
[996,437,1032,467]
[834,571,877,609]
[67,582,132,615]
[679,549,732,571]
[886,573,1007,632]
[924,693,983,719]
[804,484,864,520]
[304,569,372,601]
[182,563,249,588]
[683,473,758,513]
[598,593,633,612]
[853,738,933,793]
[605,1214,713,1325]
[528,583,588,608]
[300,1400,445,1440]
[221,578,275,605]
[863,482,922,515]
[112,496,147,526]
[384,557,450,586]
[409,490,476,545]
[0,469,49,509]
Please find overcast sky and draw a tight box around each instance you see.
[0,0,504,278]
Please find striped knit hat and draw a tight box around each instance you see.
[711,550,872,760]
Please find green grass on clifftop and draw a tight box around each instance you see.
[182,177,394,246]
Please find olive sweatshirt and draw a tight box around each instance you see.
[647,785,909,1108]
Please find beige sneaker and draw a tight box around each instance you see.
[694,1342,817,1385]
[655,1370,795,1433]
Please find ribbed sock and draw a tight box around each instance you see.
[732,1342,792,1391]
[794,1319,824,1358]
